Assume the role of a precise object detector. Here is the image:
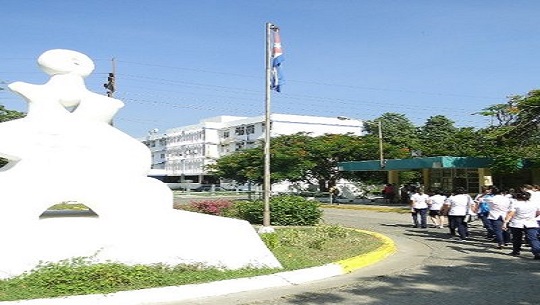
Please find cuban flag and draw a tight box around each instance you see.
[270,28,284,92]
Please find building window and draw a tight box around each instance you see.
[261,122,272,132]
[246,125,255,134]
[223,131,230,138]
[235,126,245,135]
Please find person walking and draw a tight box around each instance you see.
[474,186,494,239]
[410,187,429,228]
[523,184,540,238]
[483,186,512,249]
[503,191,540,259]
[445,187,474,241]
[428,189,446,228]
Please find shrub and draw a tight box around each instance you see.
[259,232,280,250]
[183,199,234,216]
[233,195,322,226]
[0,258,267,301]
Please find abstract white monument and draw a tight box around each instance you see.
[0,49,281,279]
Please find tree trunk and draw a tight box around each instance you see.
[319,179,327,192]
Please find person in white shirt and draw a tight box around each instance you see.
[502,191,540,259]
[484,186,512,249]
[445,187,474,241]
[428,189,446,228]
[523,184,540,238]
[410,187,429,228]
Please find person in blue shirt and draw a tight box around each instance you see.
[474,186,494,239]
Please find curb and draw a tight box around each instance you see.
[336,229,397,273]
[2,229,396,305]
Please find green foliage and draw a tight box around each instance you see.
[230,200,264,224]
[232,195,322,226]
[270,133,317,183]
[451,127,485,157]
[268,226,382,270]
[304,133,368,191]
[417,115,457,156]
[476,89,540,173]
[259,232,280,250]
[47,202,90,211]
[365,113,419,156]
[0,257,270,301]
[269,195,323,226]
[275,225,349,250]
[398,170,422,184]
[0,225,383,301]
[487,148,526,174]
[0,104,25,123]
[475,99,520,127]
[0,105,25,167]
[209,132,370,191]
[206,148,263,185]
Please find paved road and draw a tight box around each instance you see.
[173,207,540,305]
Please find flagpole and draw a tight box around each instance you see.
[260,22,274,233]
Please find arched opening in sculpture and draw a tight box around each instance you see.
[39,201,98,219]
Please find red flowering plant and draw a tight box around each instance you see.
[188,199,234,216]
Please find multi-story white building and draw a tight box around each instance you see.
[141,114,362,189]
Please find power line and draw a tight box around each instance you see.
[1,59,511,131]
[116,59,505,101]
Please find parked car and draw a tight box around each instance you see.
[192,185,227,192]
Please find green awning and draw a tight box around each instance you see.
[338,156,492,172]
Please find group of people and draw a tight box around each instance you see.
[408,184,540,260]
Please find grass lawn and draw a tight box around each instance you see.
[0,225,383,301]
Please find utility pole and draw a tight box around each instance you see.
[378,120,385,168]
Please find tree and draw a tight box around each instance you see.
[417,115,458,156]
[208,133,317,185]
[208,133,371,192]
[206,148,264,185]
[268,132,317,183]
[0,104,25,123]
[476,89,540,173]
[0,105,25,167]
[451,127,485,157]
[417,116,485,158]
[305,133,369,191]
[364,113,419,159]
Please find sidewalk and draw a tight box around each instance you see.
[180,207,540,305]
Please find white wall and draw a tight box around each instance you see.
[140,114,363,179]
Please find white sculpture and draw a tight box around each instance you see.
[0,49,281,278]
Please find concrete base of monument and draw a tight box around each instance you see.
[0,209,282,279]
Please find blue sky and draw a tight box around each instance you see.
[1,0,539,138]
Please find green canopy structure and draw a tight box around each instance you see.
[339,156,492,172]
[339,156,495,194]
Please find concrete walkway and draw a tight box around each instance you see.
[175,206,540,305]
